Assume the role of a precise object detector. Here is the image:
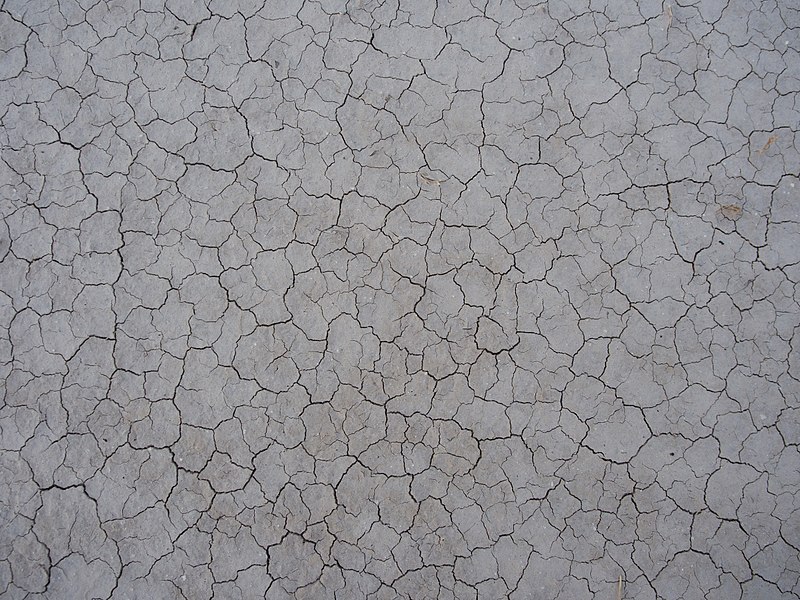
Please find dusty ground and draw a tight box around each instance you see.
[1,0,799,598]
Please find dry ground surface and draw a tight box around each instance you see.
[1,0,800,598]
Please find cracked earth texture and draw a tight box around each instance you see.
[1,0,799,599]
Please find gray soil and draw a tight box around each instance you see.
[1,0,799,598]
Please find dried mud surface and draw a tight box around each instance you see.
[1,0,799,598]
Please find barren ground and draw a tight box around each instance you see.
[1,0,799,598]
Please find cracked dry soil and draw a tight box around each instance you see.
[1,0,800,599]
